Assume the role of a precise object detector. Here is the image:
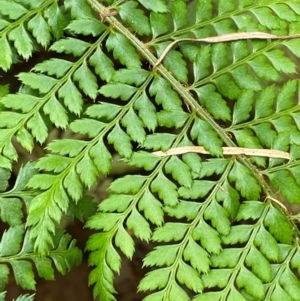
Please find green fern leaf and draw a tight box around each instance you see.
[157,110,189,129]
[138,189,164,226]
[27,114,47,144]
[0,163,36,225]
[8,25,33,60]
[191,119,223,156]
[86,103,121,121]
[1,94,39,113]
[0,221,81,292]
[165,200,201,220]
[70,118,105,138]
[18,73,58,94]
[0,1,27,18]
[68,195,97,222]
[86,233,119,299]
[165,156,192,188]
[179,180,215,199]
[157,44,188,83]
[112,68,150,85]
[177,261,203,293]
[127,208,151,241]
[0,197,23,226]
[195,84,231,121]
[99,83,138,100]
[236,267,265,300]
[106,32,141,68]
[245,246,272,282]
[108,123,133,158]
[149,12,169,38]
[89,47,115,82]
[64,169,83,202]
[0,225,25,257]
[109,175,146,194]
[204,199,231,236]
[47,139,87,157]
[43,2,66,40]
[90,140,112,175]
[0,112,23,128]
[229,161,261,199]
[99,195,133,213]
[119,1,151,36]
[0,266,9,292]
[265,49,296,73]
[268,170,300,204]
[115,226,135,258]
[194,221,222,255]
[265,206,294,244]
[58,79,83,115]
[73,61,99,99]
[11,260,36,290]
[66,18,106,36]
[232,90,255,125]
[143,244,177,267]
[50,38,90,56]
[152,222,189,242]
[183,238,210,273]
[151,172,178,206]
[138,268,170,291]
[76,154,98,188]
[43,95,68,129]
[144,133,176,151]
[0,36,12,71]
[276,80,297,111]
[181,151,202,175]
[149,76,182,110]
[254,226,280,262]
[35,154,71,172]
[134,92,158,131]
[27,13,51,48]
[33,58,73,77]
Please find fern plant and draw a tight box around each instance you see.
[1,0,300,300]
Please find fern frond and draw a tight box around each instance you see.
[0,163,82,295]
[82,1,300,300]
[25,69,155,253]
[0,13,109,169]
[21,14,157,252]
[2,0,300,300]
[0,226,82,291]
